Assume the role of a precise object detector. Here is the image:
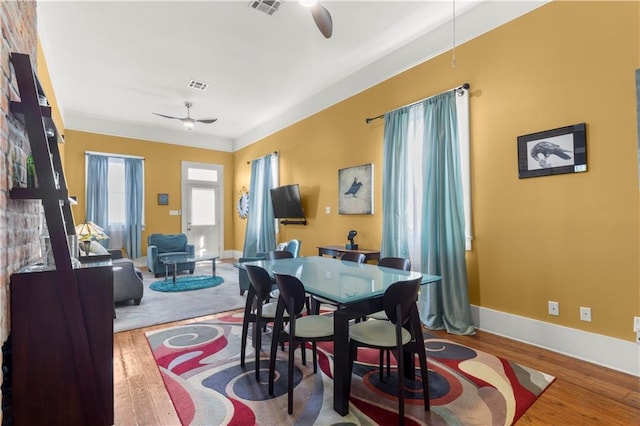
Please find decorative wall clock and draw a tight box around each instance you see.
[237,186,249,219]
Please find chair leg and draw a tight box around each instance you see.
[255,320,262,382]
[288,338,296,414]
[379,349,384,382]
[395,348,405,426]
[240,296,253,368]
[386,349,391,377]
[419,349,430,410]
[268,318,282,396]
[240,322,248,367]
[312,342,318,374]
[301,340,307,366]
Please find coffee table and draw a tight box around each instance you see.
[160,255,218,284]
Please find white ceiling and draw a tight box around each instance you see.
[36,0,546,152]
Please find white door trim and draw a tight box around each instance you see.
[181,161,224,257]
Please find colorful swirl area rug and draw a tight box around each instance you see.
[145,312,554,425]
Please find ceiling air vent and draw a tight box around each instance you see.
[187,79,209,91]
[248,0,281,16]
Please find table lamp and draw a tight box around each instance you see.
[75,221,109,255]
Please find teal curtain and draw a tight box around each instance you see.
[86,154,109,232]
[380,108,411,260]
[242,154,276,256]
[381,91,474,335]
[124,158,143,258]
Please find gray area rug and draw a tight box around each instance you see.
[113,261,245,333]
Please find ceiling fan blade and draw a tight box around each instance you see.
[311,4,332,38]
[153,112,184,120]
[195,118,218,124]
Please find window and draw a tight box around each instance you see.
[108,158,125,223]
[85,153,145,252]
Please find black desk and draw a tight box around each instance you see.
[317,245,380,263]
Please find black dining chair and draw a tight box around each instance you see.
[370,257,412,379]
[348,277,429,424]
[340,251,366,263]
[378,256,411,271]
[311,250,366,314]
[265,250,294,260]
[240,265,289,382]
[268,273,334,414]
[265,250,312,312]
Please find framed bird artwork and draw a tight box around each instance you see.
[517,123,587,179]
[338,163,373,214]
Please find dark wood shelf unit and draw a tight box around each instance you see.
[8,52,113,425]
[9,187,70,201]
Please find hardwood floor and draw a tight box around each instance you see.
[114,312,640,425]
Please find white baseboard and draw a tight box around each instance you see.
[227,250,242,260]
[471,305,640,377]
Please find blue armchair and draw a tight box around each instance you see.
[238,239,301,295]
[147,233,195,278]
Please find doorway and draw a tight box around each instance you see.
[181,161,223,257]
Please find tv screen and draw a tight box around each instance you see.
[270,184,305,218]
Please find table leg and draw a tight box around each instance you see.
[333,307,351,416]
[332,297,382,416]
[212,259,216,277]
[172,265,177,285]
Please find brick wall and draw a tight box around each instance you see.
[1,2,41,421]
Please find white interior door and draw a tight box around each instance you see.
[186,184,219,257]
[182,162,223,258]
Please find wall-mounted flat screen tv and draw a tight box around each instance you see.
[270,184,305,218]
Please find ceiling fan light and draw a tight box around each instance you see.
[299,0,317,7]
[182,119,195,129]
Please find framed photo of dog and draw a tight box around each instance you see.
[517,123,587,179]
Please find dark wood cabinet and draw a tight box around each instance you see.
[8,52,114,425]
[10,265,113,425]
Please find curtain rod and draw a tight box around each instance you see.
[85,150,145,160]
[246,151,278,165]
[365,82,470,124]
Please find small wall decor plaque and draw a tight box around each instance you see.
[158,193,169,205]
[517,123,587,179]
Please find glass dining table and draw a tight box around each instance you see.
[237,255,441,416]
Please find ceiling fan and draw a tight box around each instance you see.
[251,0,333,38]
[300,0,333,39]
[152,101,217,130]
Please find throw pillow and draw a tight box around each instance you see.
[90,241,110,255]
[80,241,110,256]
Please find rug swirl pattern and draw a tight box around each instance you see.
[145,312,554,425]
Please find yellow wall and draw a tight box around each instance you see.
[36,38,65,166]
[234,1,640,341]
[63,130,234,254]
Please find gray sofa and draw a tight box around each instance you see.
[110,249,144,306]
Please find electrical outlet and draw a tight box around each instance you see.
[325,206,331,214]
[548,301,559,316]
[580,307,592,322]
[633,316,640,332]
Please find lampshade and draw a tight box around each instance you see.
[75,221,109,242]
